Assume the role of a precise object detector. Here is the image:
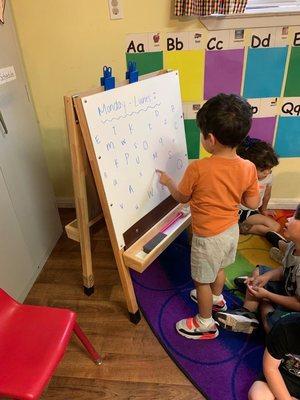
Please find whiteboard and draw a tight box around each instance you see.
[81,71,188,248]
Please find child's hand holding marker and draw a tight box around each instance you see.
[155,169,190,204]
[156,169,171,186]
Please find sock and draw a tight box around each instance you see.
[213,294,224,303]
[196,314,214,327]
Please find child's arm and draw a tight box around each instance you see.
[259,184,272,214]
[241,162,260,209]
[248,285,300,311]
[260,184,277,217]
[156,170,191,204]
[263,348,294,400]
[241,193,260,210]
[250,266,283,286]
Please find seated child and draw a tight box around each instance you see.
[215,204,300,334]
[248,312,300,400]
[237,137,280,236]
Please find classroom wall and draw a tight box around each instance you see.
[10,0,300,205]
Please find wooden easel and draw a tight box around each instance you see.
[64,70,191,323]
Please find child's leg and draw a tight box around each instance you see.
[194,280,213,318]
[211,268,226,296]
[260,301,275,334]
[176,280,218,340]
[248,381,275,400]
[190,269,227,311]
[175,234,219,340]
[240,214,280,236]
[215,267,263,333]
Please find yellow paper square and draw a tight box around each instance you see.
[164,50,205,102]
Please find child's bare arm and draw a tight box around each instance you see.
[156,170,191,204]
[263,349,294,400]
[259,185,272,214]
[249,286,300,311]
[241,193,260,210]
[268,292,300,311]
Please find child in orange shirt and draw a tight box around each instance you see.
[157,93,260,340]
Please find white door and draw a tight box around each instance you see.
[0,1,62,297]
[0,167,34,300]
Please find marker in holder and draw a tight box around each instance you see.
[100,66,115,91]
[126,61,139,84]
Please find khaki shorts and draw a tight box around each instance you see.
[191,224,239,284]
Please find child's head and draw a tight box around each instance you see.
[196,93,252,150]
[284,204,300,243]
[237,137,279,180]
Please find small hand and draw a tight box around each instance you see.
[252,274,270,288]
[156,169,171,186]
[244,276,267,287]
[247,284,270,299]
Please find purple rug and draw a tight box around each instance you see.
[131,233,264,400]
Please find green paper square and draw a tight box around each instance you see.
[126,52,163,76]
[184,119,200,159]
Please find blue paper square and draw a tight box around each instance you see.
[275,117,300,157]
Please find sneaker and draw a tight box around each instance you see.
[215,308,259,334]
[265,231,288,248]
[233,276,249,294]
[190,289,227,311]
[269,247,284,264]
[176,316,219,340]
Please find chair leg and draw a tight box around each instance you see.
[73,322,102,365]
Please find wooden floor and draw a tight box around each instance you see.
[26,209,204,400]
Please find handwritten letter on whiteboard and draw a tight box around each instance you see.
[81,71,188,248]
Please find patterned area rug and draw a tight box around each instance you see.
[131,210,292,400]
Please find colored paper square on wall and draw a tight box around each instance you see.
[274,116,300,157]
[184,119,200,159]
[284,47,300,97]
[248,117,277,144]
[164,50,205,101]
[204,49,244,99]
[200,144,210,159]
[198,129,210,159]
[126,52,163,76]
[243,47,288,98]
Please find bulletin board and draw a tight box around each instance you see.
[77,71,188,248]
[125,26,300,161]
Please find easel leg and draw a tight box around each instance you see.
[77,184,95,295]
[84,285,94,296]
[64,96,95,295]
[116,255,141,324]
[129,310,141,324]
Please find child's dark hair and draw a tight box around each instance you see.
[237,137,279,170]
[196,93,253,148]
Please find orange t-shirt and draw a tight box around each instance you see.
[178,156,259,237]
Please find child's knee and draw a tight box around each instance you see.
[248,381,270,400]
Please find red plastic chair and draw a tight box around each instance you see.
[0,288,102,399]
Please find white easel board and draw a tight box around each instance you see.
[80,71,188,248]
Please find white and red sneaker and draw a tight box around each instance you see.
[190,289,227,312]
[176,316,219,340]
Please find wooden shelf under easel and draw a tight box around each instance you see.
[123,204,190,273]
